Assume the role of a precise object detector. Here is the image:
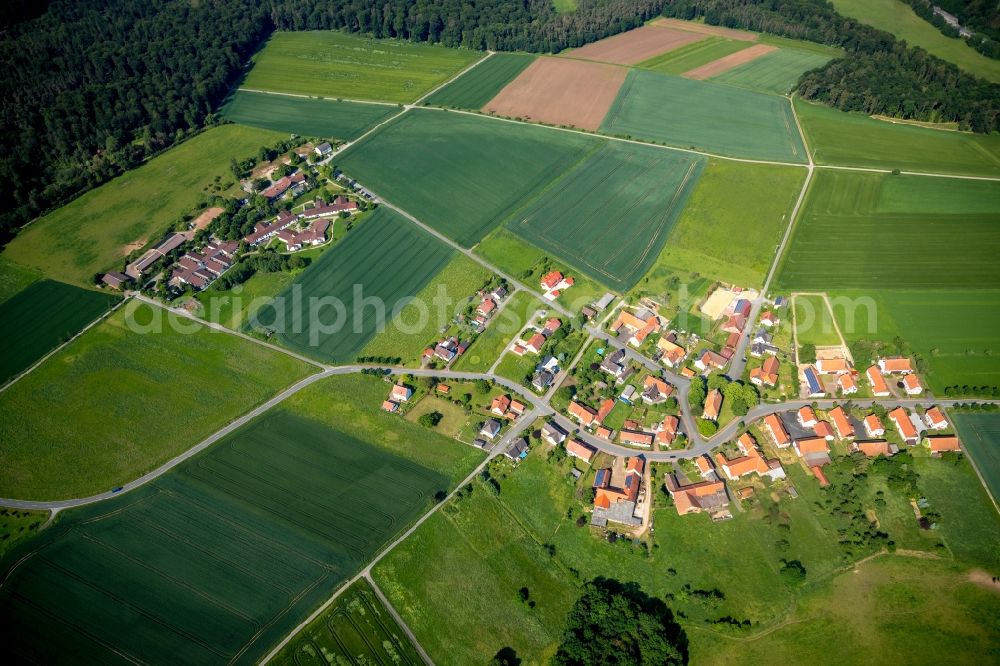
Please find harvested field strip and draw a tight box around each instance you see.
[336,110,599,246]
[0,279,120,383]
[0,409,450,665]
[483,57,627,131]
[563,23,706,65]
[710,48,833,95]
[261,207,453,362]
[638,37,753,75]
[600,69,806,163]
[221,91,396,140]
[425,53,536,109]
[682,43,777,79]
[652,17,759,41]
[508,141,705,289]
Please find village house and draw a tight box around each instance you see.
[101,271,130,289]
[596,425,613,440]
[702,389,722,422]
[600,348,629,382]
[664,473,730,519]
[814,421,835,440]
[276,218,330,251]
[436,384,451,395]
[300,196,359,219]
[715,433,785,482]
[540,271,573,300]
[126,232,188,279]
[480,418,502,440]
[853,439,897,457]
[655,415,680,447]
[924,406,948,430]
[504,437,529,461]
[619,429,655,448]
[838,373,858,395]
[694,349,727,372]
[657,336,687,368]
[830,406,854,439]
[864,414,886,438]
[889,407,919,445]
[641,375,673,404]
[390,384,412,402]
[314,142,333,157]
[566,438,597,463]
[569,400,599,428]
[924,435,961,456]
[816,358,850,375]
[802,366,825,398]
[245,210,298,246]
[261,171,306,200]
[763,413,791,448]
[720,313,746,335]
[750,356,780,388]
[611,309,661,348]
[476,298,497,318]
[542,421,567,445]
[170,240,240,290]
[591,457,645,527]
[878,357,914,374]
[760,310,779,327]
[902,373,923,395]
[695,455,717,481]
[596,398,615,424]
[793,436,831,467]
[426,337,463,364]
[867,365,891,397]
[381,400,399,413]
[490,394,511,417]
[797,406,818,428]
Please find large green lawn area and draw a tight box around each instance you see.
[638,36,752,75]
[0,395,469,664]
[0,301,313,500]
[3,125,283,286]
[337,109,599,247]
[711,47,833,95]
[952,413,1000,507]
[453,291,545,373]
[600,69,807,163]
[258,207,454,363]
[507,141,706,290]
[242,31,481,102]
[0,279,120,383]
[829,0,1000,82]
[775,171,1000,290]
[793,294,842,347]
[221,90,397,140]
[424,52,536,109]
[637,159,805,290]
[795,98,1000,177]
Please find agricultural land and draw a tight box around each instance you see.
[221,91,397,140]
[952,413,1000,506]
[638,36,754,75]
[564,22,708,65]
[425,53,536,109]
[710,47,834,95]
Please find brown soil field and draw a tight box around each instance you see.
[683,43,778,79]
[482,57,628,131]
[190,206,225,231]
[563,24,706,65]
[654,18,759,42]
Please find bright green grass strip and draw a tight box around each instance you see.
[758,34,844,58]
[638,37,752,75]
[222,91,397,139]
[793,294,841,346]
[425,53,536,109]
[553,0,578,12]
[242,31,481,102]
[453,291,545,372]
[952,413,1000,507]
[3,125,284,286]
[601,69,807,163]
[0,280,120,383]
[711,48,833,95]
[795,97,1000,177]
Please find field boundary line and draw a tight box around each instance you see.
[0,294,133,396]
[236,88,400,107]
[411,50,496,106]
[814,163,1000,182]
[365,573,435,665]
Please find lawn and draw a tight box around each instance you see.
[0,257,41,305]
[0,300,313,500]
[507,141,706,290]
[271,579,424,665]
[0,279,120,383]
[794,98,1000,177]
[952,413,1000,507]
[424,53,537,109]
[454,291,546,372]
[3,125,283,286]
[196,268,298,331]
[638,37,753,75]
[337,109,599,247]
[257,207,455,363]
[242,31,482,102]
[711,47,834,95]
[829,0,1000,83]
[221,90,397,139]
[600,69,807,163]
[0,407,454,665]
[792,294,841,347]
[775,171,1000,290]
[0,509,46,560]
[361,253,491,364]
[637,159,806,289]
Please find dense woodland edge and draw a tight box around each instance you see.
[0,0,998,254]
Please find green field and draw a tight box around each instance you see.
[711,48,833,95]
[453,291,545,372]
[0,301,313,500]
[795,98,1000,177]
[0,258,41,305]
[338,109,599,246]
[243,31,481,102]
[638,37,752,75]
[553,0,577,12]
[0,407,455,664]
[3,125,283,286]
[0,280,120,383]
[272,579,423,665]
[0,509,45,560]
[424,53,536,109]
[601,69,807,162]
[829,0,1000,83]
[639,159,806,289]
[258,207,453,363]
[952,413,1000,506]
[793,294,841,347]
[361,253,492,364]
[508,141,705,289]
[776,171,1000,290]
[221,90,396,139]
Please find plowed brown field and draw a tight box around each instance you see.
[563,24,706,65]
[683,44,778,79]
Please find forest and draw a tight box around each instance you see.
[1,0,997,253]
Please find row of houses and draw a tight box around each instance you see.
[801,356,923,399]
[511,317,562,357]
[169,240,240,290]
[245,197,357,248]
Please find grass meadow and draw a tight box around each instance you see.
[242,31,481,102]
[600,70,807,162]
[792,294,841,347]
[453,291,546,372]
[638,37,752,75]
[425,53,537,109]
[0,407,455,664]
[711,48,833,95]
[0,301,313,500]
[3,125,282,286]
[776,171,1000,290]
[0,257,41,304]
[337,109,599,247]
[952,413,1000,506]
[221,90,397,139]
[261,207,454,363]
[638,159,805,290]
[508,141,705,290]
[795,98,1000,177]
[0,280,120,383]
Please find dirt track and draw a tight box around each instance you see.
[683,43,777,79]
[482,57,627,131]
[565,24,706,65]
